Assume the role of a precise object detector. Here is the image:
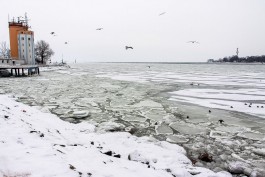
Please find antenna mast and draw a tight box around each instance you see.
[25,12,28,26]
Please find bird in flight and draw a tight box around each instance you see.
[50,32,57,36]
[96,28,103,30]
[159,12,166,16]
[65,42,69,44]
[125,46,133,50]
[187,41,199,44]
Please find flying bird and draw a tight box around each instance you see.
[50,32,57,36]
[96,28,103,30]
[65,42,69,44]
[159,12,166,16]
[125,46,133,50]
[187,41,199,44]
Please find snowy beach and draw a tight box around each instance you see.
[1,63,265,177]
[0,94,230,177]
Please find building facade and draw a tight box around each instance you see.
[8,14,35,65]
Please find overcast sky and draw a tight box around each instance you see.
[1,0,265,63]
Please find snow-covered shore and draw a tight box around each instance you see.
[0,95,231,177]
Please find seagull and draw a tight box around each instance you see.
[125,46,133,50]
[159,12,166,16]
[50,32,57,36]
[188,41,199,44]
[218,119,224,124]
[147,66,151,68]
[96,28,103,30]
[65,42,68,44]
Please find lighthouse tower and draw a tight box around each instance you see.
[9,13,35,65]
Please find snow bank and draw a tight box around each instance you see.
[0,95,231,177]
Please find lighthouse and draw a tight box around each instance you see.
[8,13,35,65]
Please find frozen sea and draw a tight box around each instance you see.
[1,62,265,174]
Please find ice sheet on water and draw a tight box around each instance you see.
[169,95,265,119]
[237,132,265,141]
[170,122,208,135]
[155,124,173,135]
[166,135,189,144]
[132,100,163,108]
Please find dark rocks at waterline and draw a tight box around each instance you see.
[113,154,121,158]
[0,69,10,77]
[103,151,112,156]
[198,152,213,162]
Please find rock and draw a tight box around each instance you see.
[96,121,125,132]
[198,152,213,162]
[195,162,204,167]
[250,170,265,177]
[252,148,265,156]
[69,164,76,170]
[243,167,252,176]
[113,154,121,158]
[128,150,148,164]
[103,151,112,156]
[228,161,245,174]
[220,154,228,161]
[213,167,224,172]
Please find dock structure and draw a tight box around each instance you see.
[0,65,40,77]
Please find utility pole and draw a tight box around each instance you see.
[236,48,239,57]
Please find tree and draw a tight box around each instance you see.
[0,41,10,59]
[35,40,54,64]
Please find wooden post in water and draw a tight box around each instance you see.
[18,69,20,76]
[15,69,17,76]
[11,69,13,76]
[22,68,25,76]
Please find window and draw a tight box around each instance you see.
[28,38,30,41]
[21,37,24,40]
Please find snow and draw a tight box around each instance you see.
[169,89,265,119]
[0,95,231,177]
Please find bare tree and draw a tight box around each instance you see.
[0,42,10,59]
[35,40,54,64]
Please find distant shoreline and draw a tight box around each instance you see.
[98,61,265,65]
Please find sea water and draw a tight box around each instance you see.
[1,62,265,172]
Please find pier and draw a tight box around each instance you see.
[0,65,40,77]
